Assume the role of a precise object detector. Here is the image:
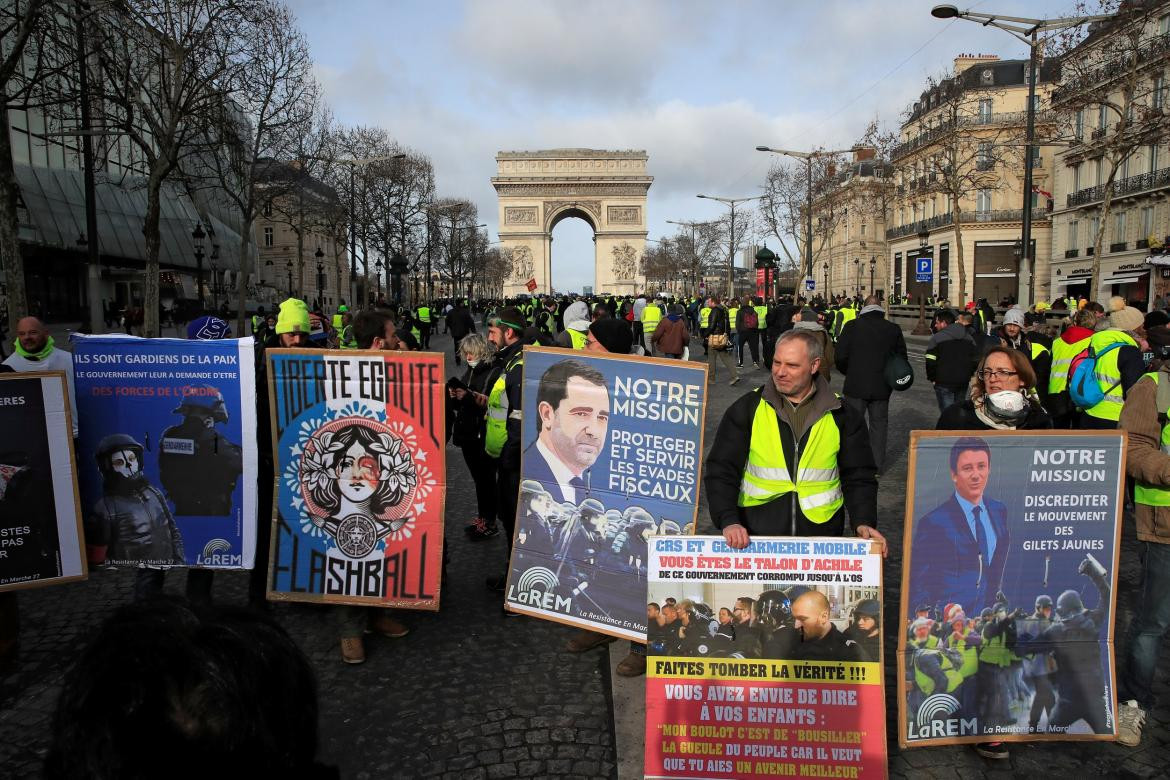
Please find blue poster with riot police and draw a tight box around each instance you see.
[504,347,708,640]
[898,430,1124,747]
[72,335,257,569]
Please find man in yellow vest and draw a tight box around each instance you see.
[703,329,886,553]
[698,302,712,355]
[640,297,662,356]
[1079,305,1146,429]
[1046,307,1097,426]
[484,307,530,586]
[1117,362,1170,746]
[415,302,432,349]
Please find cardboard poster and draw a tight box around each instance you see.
[899,431,1124,747]
[644,535,887,779]
[72,335,257,569]
[504,347,708,639]
[266,349,445,609]
[0,372,86,591]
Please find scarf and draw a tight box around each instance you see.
[970,390,1040,430]
[14,335,54,361]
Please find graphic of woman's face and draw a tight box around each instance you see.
[336,440,379,504]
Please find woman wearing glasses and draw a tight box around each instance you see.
[937,346,1053,431]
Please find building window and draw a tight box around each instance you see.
[1072,163,1082,191]
[1095,157,1105,185]
[262,202,272,217]
[263,227,273,247]
[1114,210,1127,241]
[1074,109,1084,139]
[978,141,992,166]
[1161,13,1170,35]
[1120,154,1130,180]
[1155,73,1166,110]
[1150,144,1161,173]
[978,99,993,123]
[976,189,992,213]
[1141,206,1154,241]
[1089,216,1100,245]
[1067,220,1078,249]
[860,223,867,237]
[1098,103,1108,130]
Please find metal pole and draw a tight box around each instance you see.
[1021,30,1038,305]
[76,1,102,333]
[195,248,204,310]
[805,156,814,283]
[727,205,736,298]
[348,165,357,307]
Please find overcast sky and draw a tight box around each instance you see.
[288,0,1083,292]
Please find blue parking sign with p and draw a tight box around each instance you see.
[916,256,933,282]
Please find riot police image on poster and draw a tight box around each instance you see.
[72,335,258,569]
[898,431,1124,747]
[267,350,445,609]
[645,581,881,664]
[159,386,243,516]
[505,348,708,640]
[0,372,86,591]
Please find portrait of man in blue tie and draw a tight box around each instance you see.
[524,359,611,504]
[909,437,1011,617]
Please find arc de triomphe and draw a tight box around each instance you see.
[492,149,652,296]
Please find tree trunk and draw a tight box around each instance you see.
[296,201,305,298]
[0,99,28,334]
[142,170,164,338]
[1090,172,1119,296]
[235,216,252,335]
[953,205,967,306]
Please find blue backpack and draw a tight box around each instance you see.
[1068,341,1124,409]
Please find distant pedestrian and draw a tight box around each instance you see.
[926,309,977,413]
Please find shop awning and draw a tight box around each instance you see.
[1099,272,1148,286]
[1053,276,1091,287]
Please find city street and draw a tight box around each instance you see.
[1,327,1168,778]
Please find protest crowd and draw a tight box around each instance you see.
[2,284,1169,776]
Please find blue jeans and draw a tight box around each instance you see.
[934,384,965,413]
[1120,541,1170,708]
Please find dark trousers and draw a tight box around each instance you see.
[1120,541,1170,708]
[463,446,499,526]
[249,460,275,607]
[738,329,760,365]
[933,384,966,413]
[0,592,19,643]
[844,396,889,471]
[632,320,645,352]
[762,331,778,369]
[418,324,431,349]
[496,466,521,556]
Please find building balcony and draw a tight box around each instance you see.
[1086,246,1095,256]
[1110,241,1128,252]
[1065,166,1170,207]
[972,207,1050,223]
[1091,127,1108,140]
[892,111,1056,160]
[885,206,1049,240]
[1137,238,1150,249]
[1065,248,1079,258]
[1051,32,1170,106]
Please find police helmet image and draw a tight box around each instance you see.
[658,519,682,535]
[784,584,811,602]
[979,608,993,621]
[172,386,228,423]
[578,498,605,520]
[754,590,792,629]
[1056,589,1085,619]
[604,509,623,525]
[691,602,715,622]
[95,433,145,470]
[520,479,548,497]
[623,507,655,526]
[853,599,881,620]
[915,603,932,615]
[1035,594,1053,611]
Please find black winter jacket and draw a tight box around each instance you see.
[925,323,977,388]
[705,376,878,537]
[936,398,1052,430]
[834,309,907,400]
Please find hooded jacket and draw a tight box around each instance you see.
[652,314,689,356]
[554,301,591,348]
[1120,372,1170,542]
[925,323,977,388]
[704,375,878,537]
[835,306,907,400]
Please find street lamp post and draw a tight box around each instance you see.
[315,247,325,306]
[822,261,829,294]
[389,252,408,306]
[210,258,218,311]
[192,223,205,311]
[912,228,933,335]
[853,257,861,297]
[930,5,1113,305]
[696,194,763,298]
[756,145,854,288]
[869,256,877,297]
[285,257,293,298]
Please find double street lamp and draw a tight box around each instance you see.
[755,145,854,289]
[930,5,1113,305]
[696,194,763,298]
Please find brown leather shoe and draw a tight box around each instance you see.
[367,612,409,638]
[565,629,617,652]
[616,652,646,677]
[340,636,366,664]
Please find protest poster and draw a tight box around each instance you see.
[72,335,257,569]
[266,348,445,609]
[504,346,707,639]
[898,430,1124,747]
[644,535,887,780]
[0,372,86,591]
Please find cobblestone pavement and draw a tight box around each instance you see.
[2,325,1169,779]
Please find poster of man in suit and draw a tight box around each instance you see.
[898,431,1124,748]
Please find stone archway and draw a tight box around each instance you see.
[492,149,652,296]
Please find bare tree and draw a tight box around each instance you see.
[368,149,435,299]
[1049,0,1170,291]
[761,152,848,289]
[639,238,682,294]
[86,0,255,336]
[194,0,317,333]
[430,198,479,299]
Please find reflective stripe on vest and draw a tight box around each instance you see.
[1049,335,1091,394]
[568,328,587,350]
[737,395,844,523]
[642,304,662,330]
[700,307,711,328]
[485,353,523,457]
[1085,330,1137,421]
[1134,372,1170,506]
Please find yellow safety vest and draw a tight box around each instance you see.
[485,351,523,457]
[1134,372,1170,507]
[754,305,768,329]
[737,395,844,524]
[699,307,711,328]
[339,325,356,349]
[1084,330,1137,421]
[642,303,662,331]
[1049,334,1091,394]
[568,328,587,350]
[978,631,1015,668]
[728,306,739,331]
[417,306,431,324]
[332,314,343,330]
[915,649,964,695]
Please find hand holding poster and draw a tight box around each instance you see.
[0,372,86,591]
[645,536,887,779]
[504,347,707,639]
[266,348,445,609]
[72,335,257,569]
[898,431,1124,747]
